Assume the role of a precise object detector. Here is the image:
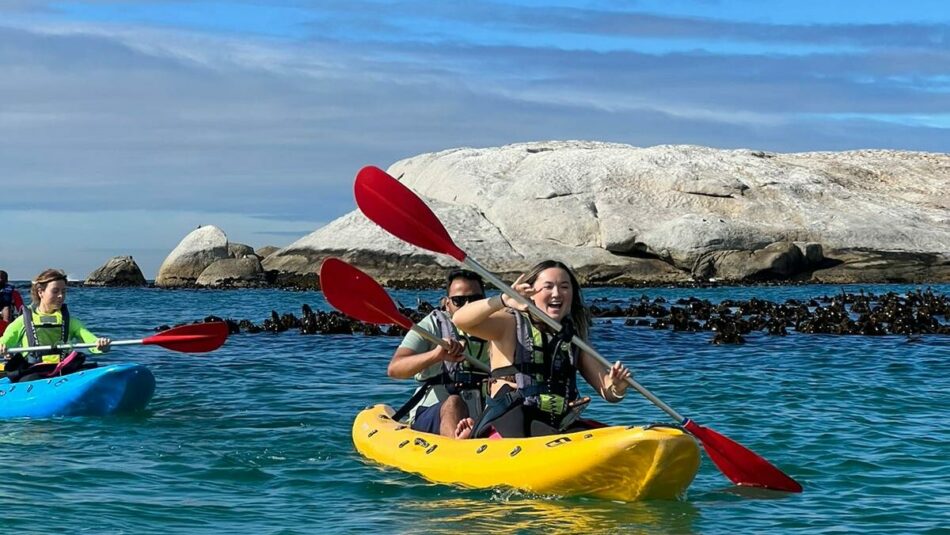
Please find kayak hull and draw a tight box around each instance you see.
[352,404,701,501]
[0,363,156,418]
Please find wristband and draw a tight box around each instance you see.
[490,294,506,311]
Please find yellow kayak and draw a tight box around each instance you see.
[352,404,701,501]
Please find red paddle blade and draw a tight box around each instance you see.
[319,258,413,329]
[354,165,467,262]
[143,322,229,353]
[684,419,803,493]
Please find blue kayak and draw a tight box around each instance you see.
[0,364,155,418]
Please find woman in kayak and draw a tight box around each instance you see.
[0,268,110,381]
[452,260,630,438]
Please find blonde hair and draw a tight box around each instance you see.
[31,268,67,305]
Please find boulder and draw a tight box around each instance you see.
[84,256,147,287]
[156,225,230,287]
[196,257,264,288]
[228,242,256,259]
[692,241,815,281]
[263,142,950,285]
[811,249,950,283]
[255,245,280,259]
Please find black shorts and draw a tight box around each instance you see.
[410,402,442,434]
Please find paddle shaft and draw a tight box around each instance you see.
[6,339,140,353]
[410,324,490,373]
[461,257,686,422]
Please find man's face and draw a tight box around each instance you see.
[444,278,485,316]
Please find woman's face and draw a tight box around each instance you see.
[39,280,67,311]
[531,267,573,321]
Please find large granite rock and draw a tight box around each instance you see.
[228,242,256,259]
[84,256,147,287]
[156,225,230,287]
[196,257,264,288]
[264,141,950,285]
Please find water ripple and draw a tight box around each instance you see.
[0,284,945,533]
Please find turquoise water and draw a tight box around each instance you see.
[1,284,947,533]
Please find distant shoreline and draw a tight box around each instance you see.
[19,278,950,291]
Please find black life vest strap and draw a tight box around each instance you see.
[471,384,526,438]
[392,367,489,423]
[491,362,548,379]
[391,371,453,422]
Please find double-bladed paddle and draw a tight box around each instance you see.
[353,164,803,493]
[4,322,230,354]
[319,258,489,373]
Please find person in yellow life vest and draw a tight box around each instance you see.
[0,269,110,380]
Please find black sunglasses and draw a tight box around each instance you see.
[448,294,485,307]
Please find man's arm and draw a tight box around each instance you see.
[387,343,463,379]
[387,314,464,379]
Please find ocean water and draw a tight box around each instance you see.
[0,283,947,534]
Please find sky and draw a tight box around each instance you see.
[1,0,948,280]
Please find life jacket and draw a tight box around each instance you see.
[0,284,16,309]
[393,309,489,422]
[431,309,489,393]
[22,303,71,364]
[472,312,579,437]
[495,311,578,411]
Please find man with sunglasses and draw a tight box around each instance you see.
[387,269,490,439]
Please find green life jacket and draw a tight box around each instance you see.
[490,311,579,418]
[22,303,71,364]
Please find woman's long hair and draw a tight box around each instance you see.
[520,260,590,341]
[31,268,67,305]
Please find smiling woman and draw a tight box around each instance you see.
[452,259,632,439]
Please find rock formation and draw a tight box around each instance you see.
[255,245,279,259]
[195,256,264,288]
[263,141,949,285]
[84,256,147,287]
[228,242,256,259]
[156,225,229,287]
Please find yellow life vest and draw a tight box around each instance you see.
[22,304,71,364]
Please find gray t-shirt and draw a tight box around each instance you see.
[398,310,488,423]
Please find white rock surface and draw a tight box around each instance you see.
[156,225,230,287]
[264,141,950,284]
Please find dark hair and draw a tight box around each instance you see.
[0,270,7,284]
[521,260,590,341]
[31,268,67,304]
[445,269,485,293]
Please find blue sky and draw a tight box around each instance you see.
[1,0,948,280]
